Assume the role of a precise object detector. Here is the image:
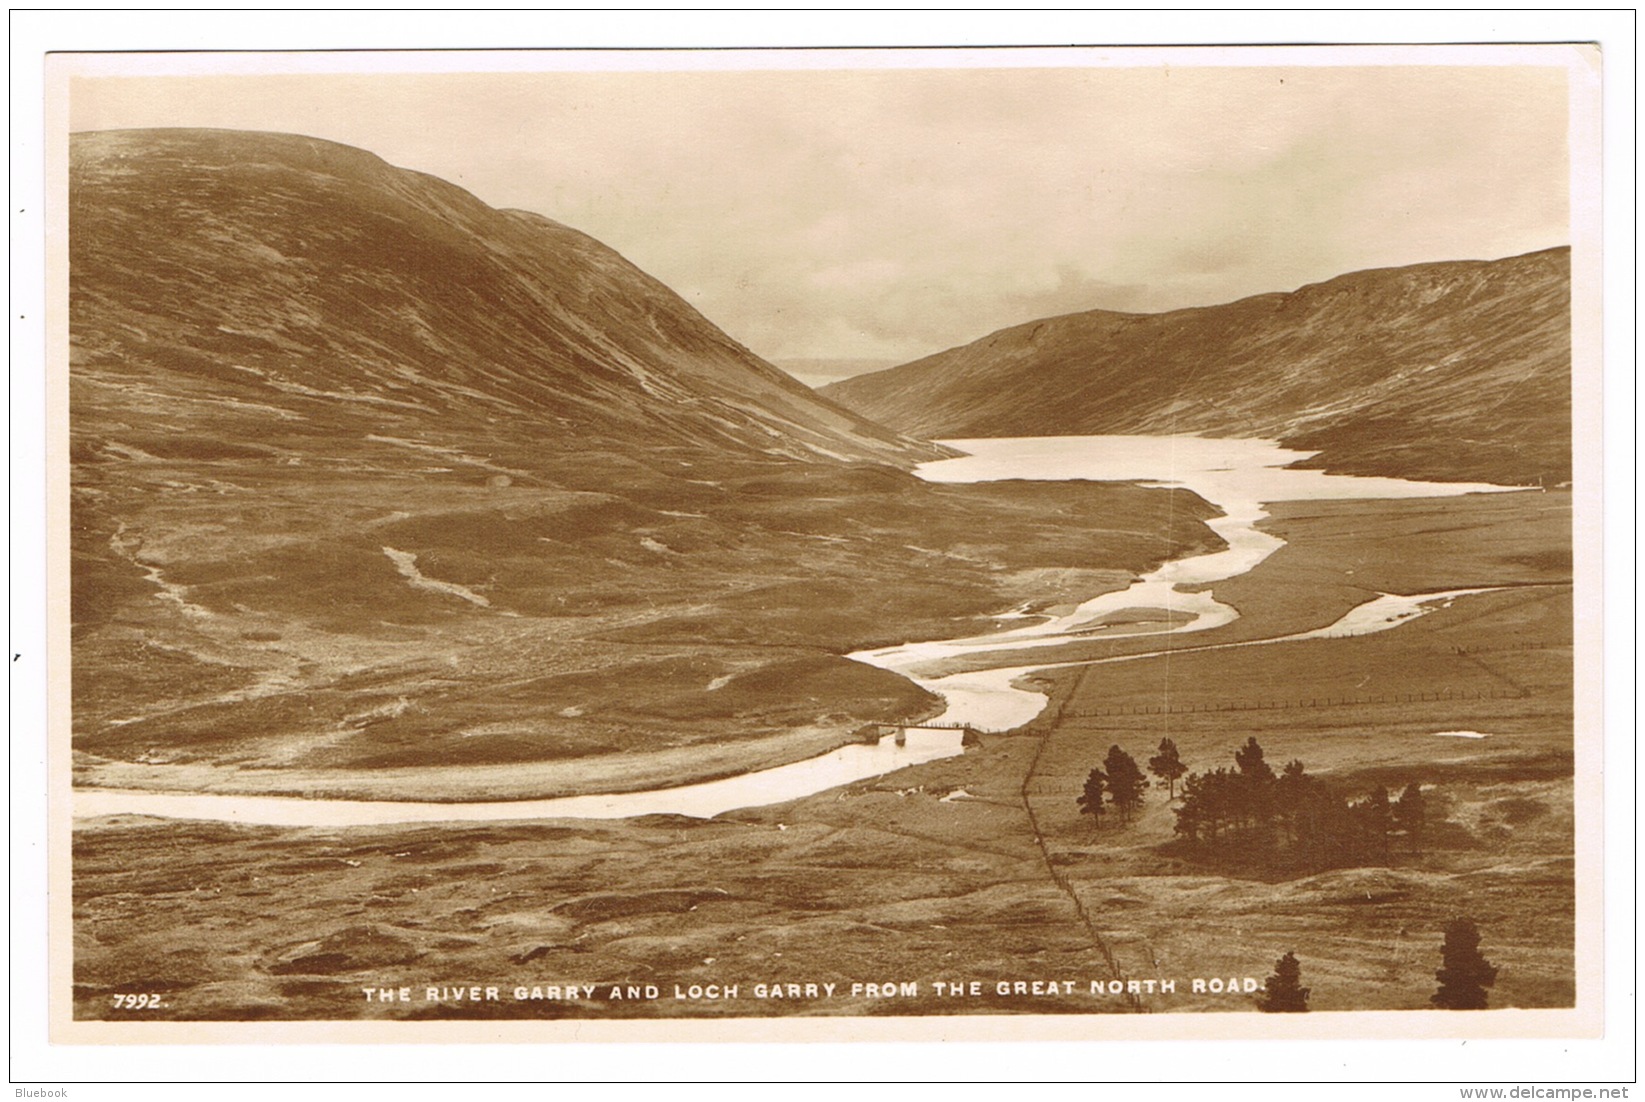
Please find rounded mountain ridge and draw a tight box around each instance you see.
[70,126,937,468]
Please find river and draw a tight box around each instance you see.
[74,435,1520,826]
[850,436,1518,730]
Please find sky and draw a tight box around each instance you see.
[66,52,1574,372]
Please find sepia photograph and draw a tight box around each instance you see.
[24,22,1621,1072]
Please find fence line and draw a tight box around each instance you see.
[1017,665,1143,1013]
[1450,642,1566,655]
[1064,686,1527,718]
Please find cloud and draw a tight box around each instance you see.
[71,59,1573,363]
[1001,265,1155,320]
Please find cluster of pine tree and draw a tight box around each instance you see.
[1172,738,1426,870]
[1075,738,1189,827]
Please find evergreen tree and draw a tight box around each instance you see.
[1171,740,1437,874]
[1432,918,1499,1010]
[1104,745,1148,822]
[1256,950,1311,1012]
[1393,782,1427,853]
[1276,760,1309,842]
[1076,767,1108,828]
[1234,737,1276,783]
[1198,768,1238,841]
[1289,780,1352,867]
[1232,737,1278,836]
[1148,738,1188,800]
[1172,771,1207,843]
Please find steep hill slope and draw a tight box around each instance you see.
[68,129,1222,796]
[823,249,1571,486]
[70,128,934,469]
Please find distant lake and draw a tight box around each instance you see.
[77,435,1521,826]
[852,435,1521,731]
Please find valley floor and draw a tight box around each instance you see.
[71,492,1576,1022]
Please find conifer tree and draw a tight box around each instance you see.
[1432,918,1499,1010]
[1276,760,1309,842]
[1256,950,1311,1012]
[1172,771,1206,843]
[1232,736,1277,834]
[1148,737,1188,800]
[1104,745,1148,822]
[1234,737,1276,783]
[1076,767,1108,828]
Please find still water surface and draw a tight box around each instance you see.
[851,436,1517,731]
[76,435,1519,825]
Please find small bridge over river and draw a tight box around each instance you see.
[874,722,981,746]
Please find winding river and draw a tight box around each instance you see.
[853,436,1517,730]
[74,435,1520,826]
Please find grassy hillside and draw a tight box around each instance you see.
[824,249,1571,487]
[69,129,1224,795]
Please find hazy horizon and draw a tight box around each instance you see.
[67,53,1572,366]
